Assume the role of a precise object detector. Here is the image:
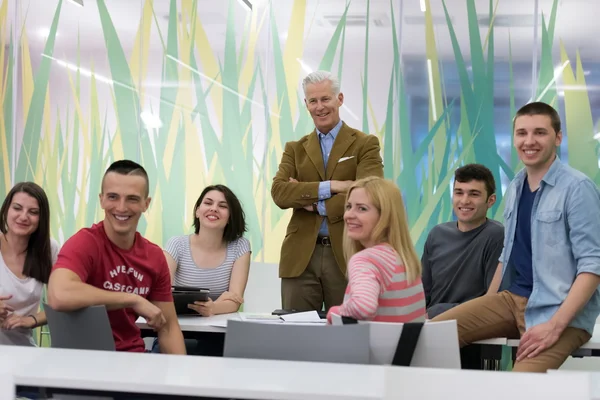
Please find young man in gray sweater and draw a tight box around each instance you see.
[422,164,504,319]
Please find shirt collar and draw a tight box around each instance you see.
[316,119,343,141]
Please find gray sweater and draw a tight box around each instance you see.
[421,219,504,318]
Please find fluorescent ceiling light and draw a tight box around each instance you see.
[296,58,313,74]
[140,111,163,129]
[530,60,570,103]
[42,53,113,85]
[427,58,437,120]
[42,53,194,119]
[166,55,279,118]
[236,0,252,11]
[420,0,426,12]
[67,0,84,7]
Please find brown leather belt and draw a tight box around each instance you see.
[316,236,331,246]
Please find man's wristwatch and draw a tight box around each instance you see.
[312,202,319,213]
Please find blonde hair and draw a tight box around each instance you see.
[343,176,421,284]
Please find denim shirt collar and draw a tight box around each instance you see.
[514,156,563,189]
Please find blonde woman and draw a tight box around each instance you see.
[327,177,426,323]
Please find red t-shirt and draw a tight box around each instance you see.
[53,221,172,352]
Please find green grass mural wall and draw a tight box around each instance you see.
[0,0,599,347]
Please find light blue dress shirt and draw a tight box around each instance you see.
[498,157,600,334]
[316,119,343,236]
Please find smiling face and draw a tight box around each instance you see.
[304,80,344,133]
[452,180,495,231]
[195,190,230,232]
[99,172,150,245]
[514,114,562,173]
[344,188,380,248]
[5,192,40,238]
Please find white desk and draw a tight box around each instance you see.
[136,312,241,333]
[506,325,600,352]
[136,312,326,334]
[473,337,507,346]
[386,366,592,400]
[1,346,384,400]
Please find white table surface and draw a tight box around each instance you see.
[1,346,384,400]
[0,372,13,400]
[386,366,591,400]
[505,325,600,350]
[473,337,507,346]
[136,312,241,333]
[136,312,326,333]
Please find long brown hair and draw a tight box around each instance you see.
[0,182,52,283]
[343,177,421,284]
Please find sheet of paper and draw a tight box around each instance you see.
[239,313,282,322]
[208,320,230,328]
[280,310,323,323]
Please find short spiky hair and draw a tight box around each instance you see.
[302,70,341,96]
[102,160,150,197]
[454,164,496,198]
[513,101,561,134]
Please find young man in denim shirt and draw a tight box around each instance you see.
[433,102,600,372]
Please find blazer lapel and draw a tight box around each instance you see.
[326,123,356,179]
[303,130,326,180]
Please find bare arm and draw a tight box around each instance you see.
[154,300,186,355]
[486,263,503,295]
[48,269,138,311]
[213,252,251,315]
[164,251,177,283]
[48,269,167,330]
[484,237,505,290]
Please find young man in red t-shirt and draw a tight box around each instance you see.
[48,160,185,353]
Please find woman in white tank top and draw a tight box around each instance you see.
[0,182,59,346]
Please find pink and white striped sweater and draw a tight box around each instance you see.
[327,244,426,323]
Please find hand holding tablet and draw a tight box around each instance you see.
[172,286,211,316]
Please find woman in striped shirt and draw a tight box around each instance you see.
[327,177,426,323]
[153,185,251,354]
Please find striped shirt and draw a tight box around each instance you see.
[165,235,251,301]
[328,244,426,323]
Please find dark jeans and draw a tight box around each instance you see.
[151,335,225,356]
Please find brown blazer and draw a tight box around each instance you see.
[271,122,384,278]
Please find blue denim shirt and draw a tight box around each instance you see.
[498,158,600,334]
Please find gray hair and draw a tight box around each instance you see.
[302,70,341,96]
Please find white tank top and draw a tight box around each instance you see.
[0,239,59,346]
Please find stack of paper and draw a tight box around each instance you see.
[280,311,326,324]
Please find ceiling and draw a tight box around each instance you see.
[8,0,598,60]
[5,0,600,103]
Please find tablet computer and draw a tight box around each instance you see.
[172,287,210,315]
